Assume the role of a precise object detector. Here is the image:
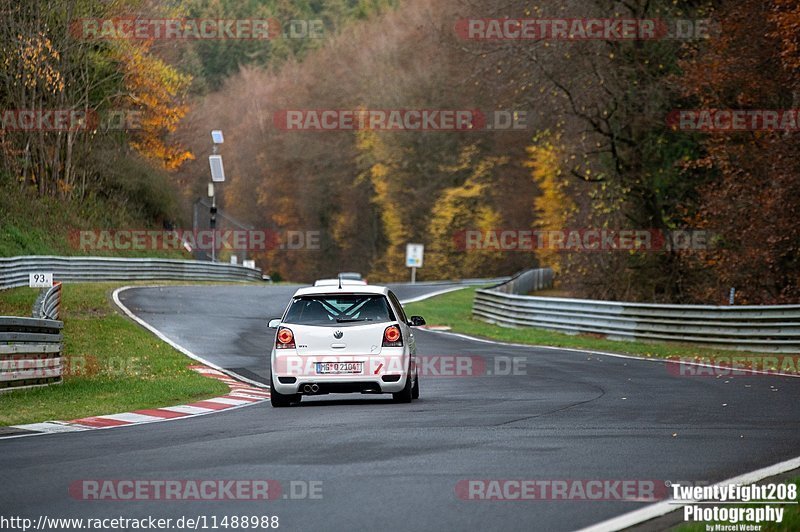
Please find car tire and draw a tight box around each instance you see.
[270,376,299,407]
[392,372,413,403]
[411,371,419,400]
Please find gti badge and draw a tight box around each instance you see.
[333,330,344,339]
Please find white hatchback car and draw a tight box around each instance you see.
[267,285,425,407]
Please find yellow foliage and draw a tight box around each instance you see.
[356,130,409,278]
[112,41,193,169]
[3,33,64,94]
[525,132,575,273]
[427,145,506,279]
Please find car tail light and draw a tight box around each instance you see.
[382,325,403,347]
[276,327,295,349]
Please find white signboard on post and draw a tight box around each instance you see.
[406,244,424,268]
[406,243,424,283]
[209,154,225,182]
[29,273,53,288]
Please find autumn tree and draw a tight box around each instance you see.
[676,0,800,304]
[0,0,193,199]
[426,144,507,279]
[525,131,575,275]
[113,40,193,170]
[453,0,717,300]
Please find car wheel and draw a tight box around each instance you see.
[270,376,299,407]
[411,371,419,400]
[392,372,413,403]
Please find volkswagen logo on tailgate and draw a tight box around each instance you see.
[333,330,344,339]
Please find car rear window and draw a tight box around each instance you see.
[283,294,395,326]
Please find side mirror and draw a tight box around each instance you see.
[409,316,426,327]
[267,318,281,328]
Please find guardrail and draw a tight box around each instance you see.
[32,282,62,320]
[0,316,63,390]
[0,256,263,289]
[490,268,554,294]
[1,282,64,390]
[473,269,800,352]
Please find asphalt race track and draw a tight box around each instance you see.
[2,284,800,531]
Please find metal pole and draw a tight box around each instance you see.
[411,267,416,284]
[210,134,220,263]
[211,194,216,262]
[729,287,735,305]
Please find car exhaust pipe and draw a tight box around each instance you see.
[303,384,312,393]
[310,383,319,393]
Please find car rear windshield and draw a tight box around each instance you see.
[283,294,395,326]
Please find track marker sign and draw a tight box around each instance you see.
[29,273,54,288]
[406,243,424,283]
[406,243,424,267]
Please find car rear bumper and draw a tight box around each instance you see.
[271,352,411,394]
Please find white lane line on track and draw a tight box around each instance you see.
[420,323,800,531]
[399,286,467,304]
[112,286,268,389]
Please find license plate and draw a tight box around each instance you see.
[315,362,363,374]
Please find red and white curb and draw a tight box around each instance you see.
[8,366,269,436]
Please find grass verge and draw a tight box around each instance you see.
[0,169,187,258]
[0,286,40,316]
[0,283,229,426]
[404,287,776,362]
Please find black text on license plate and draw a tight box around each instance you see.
[315,362,363,374]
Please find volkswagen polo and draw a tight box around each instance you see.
[267,284,425,407]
